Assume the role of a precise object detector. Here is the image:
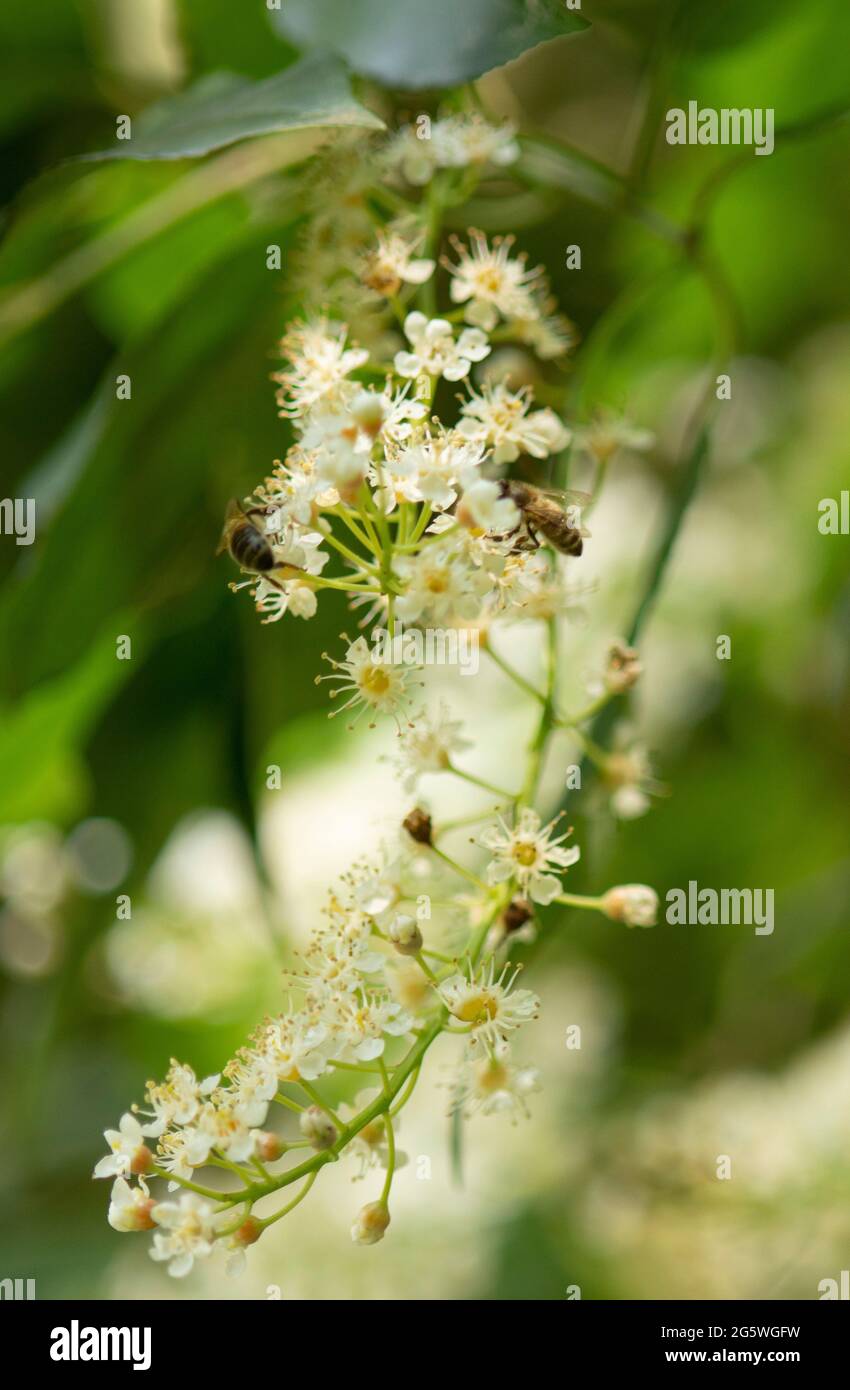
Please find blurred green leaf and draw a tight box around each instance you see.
[0,624,140,822]
[270,0,587,89]
[84,51,383,161]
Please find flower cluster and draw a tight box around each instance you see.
[98,112,660,1281]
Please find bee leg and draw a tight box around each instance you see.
[525,523,541,551]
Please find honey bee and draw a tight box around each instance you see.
[497,481,590,556]
[217,497,306,593]
[217,498,277,573]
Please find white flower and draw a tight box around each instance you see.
[273,318,369,418]
[384,430,488,511]
[182,1100,257,1167]
[439,961,539,1048]
[329,992,413,1062]
[299,907,386,998]
[451,1041,541,1121]
[360,226,435,296]
[446,231,543,331]
[572,413,655,465]
[382,115,519,185]
[391,705,470,791]
[456,476,521,534]
[155,1128,197,1188]
[94,1112,153,1179]
[149,1192,218,1278]
[253,576,318,624]
[139,1061,219,1138]
[318,636,418,728]
[510,302,578,361]
[263,453,332,528]
[258,1016,331,1084]
[603,739,663,819]
[394,311,490,383]
[394,535,491,625]
[433,115,520,171]
[107,1176,156,1232]
[601,883,659,927]
[298,401,373,494]
[458,382,570,463]
[480,807,579,905]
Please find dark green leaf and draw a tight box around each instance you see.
[85,51,383,162]
[270,0,587,90]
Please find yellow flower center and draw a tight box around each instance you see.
[360,665,391,697]
[475,1060,509,1093]
[426,569,449,593]
[512,840,538,868]
[456,989,498,1024]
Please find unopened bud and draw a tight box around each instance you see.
[299,1105,337,1150]
[350,388,388,438]
[403,807,432,845]
[600,883,658,927]
[604,640,642,694]
[388,913,423,956]
[130,1145,154,1176]
[233,1216,262,1248]
[254,1130,284,1163]
[351,1200,391,1246]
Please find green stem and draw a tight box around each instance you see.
[484,642,546,704]
[445,761,515,800]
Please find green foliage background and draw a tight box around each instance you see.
[0,0,848,1299]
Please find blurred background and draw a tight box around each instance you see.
[1,0,849,1300]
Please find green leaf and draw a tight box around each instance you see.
[85,51,383,162]
[0,624,141,822]
[270,0,587,90]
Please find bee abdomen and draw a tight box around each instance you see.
[231,525,275,572]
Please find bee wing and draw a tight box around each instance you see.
[216,497,244,555]
[536,487,592,506]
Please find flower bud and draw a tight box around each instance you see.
[388,913,423,956]
[299,1105,337,1150]
[403,807,432,845]
[130,1144,154,1176]
[601,883,658,927]
[107,1177,156,1232]
[233,1216,262,1248]
[351,1200,390,1246]
[604,640,642,694]
[254,1130,284,1163]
